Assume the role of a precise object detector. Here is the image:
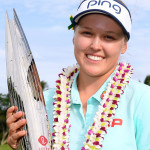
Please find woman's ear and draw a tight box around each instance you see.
[121,42,127,54]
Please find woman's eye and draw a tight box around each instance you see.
[83,31,92,35]
[105,35,114,40]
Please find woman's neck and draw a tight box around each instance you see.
[77,66,117,105]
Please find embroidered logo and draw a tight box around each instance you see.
[38,136,48,146]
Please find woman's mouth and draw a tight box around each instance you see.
[87,54,104,61]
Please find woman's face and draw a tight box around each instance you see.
[73,14,127,78]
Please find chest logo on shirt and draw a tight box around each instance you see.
[108,119,123,127]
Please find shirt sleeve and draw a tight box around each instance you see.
[134,84,150,150]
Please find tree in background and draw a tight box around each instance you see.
[0,94,10,145]
[41,80,49,91]
[144,75,150,86]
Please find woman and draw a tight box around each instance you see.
[6,0,150,149]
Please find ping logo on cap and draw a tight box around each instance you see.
[87,0,121,14]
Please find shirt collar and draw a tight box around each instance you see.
[71,71,81,104]
[71,68,116,104]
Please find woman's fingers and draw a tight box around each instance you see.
[7,130,27,150]
[12,130,27,141]
[9,118,27,134]
[6,106,18,119]
[6,111,25,127]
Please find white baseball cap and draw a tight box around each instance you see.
[69,0,132,40]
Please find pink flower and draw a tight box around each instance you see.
[103,103,107,108]
[107,114,112,117]
[127,65,131,68]
[109,91,113,95]
[88,129,93,135]
[63,132,66,136]
[117,86,121,90]
[115,94,120,98]
[110,107,114,110]
[93,141,99,145]
[62,125,66,129]
[100,118,104,122]
[64,118,69,123]
[56,110,61,115]
[111,84,115,88]
[57,97,62,101]
[92,122,95,126]
[100,127,107,133]
[66,99,70,104]
[113,77,117,82]
[67,114,70,117]
[106,98,110,102]
[54,118,58,122]
[96,133,101,137]
[112,100,117,104]
[118,66,122,71]
[56,80,61,84]
[56,90,62,95]
[57,104,61,108]
[52,132,55,136]
[101,112,105,115]
[61,146,65,150]
[119,62,124,67]
[56,85,60,89]
[122,73,125,78]
[124,70,129,73]
[116,72,119,76]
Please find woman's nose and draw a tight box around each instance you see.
[90,37,103,51]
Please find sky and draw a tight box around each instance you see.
[0,0,150,94]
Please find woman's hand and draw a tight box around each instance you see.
[6,106,27,150]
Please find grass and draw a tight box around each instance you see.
[0,144,12,150]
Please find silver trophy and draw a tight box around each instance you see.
[5,9,52,150]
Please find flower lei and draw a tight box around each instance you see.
[52,62,133,150]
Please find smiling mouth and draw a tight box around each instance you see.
[87,55,104,61]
